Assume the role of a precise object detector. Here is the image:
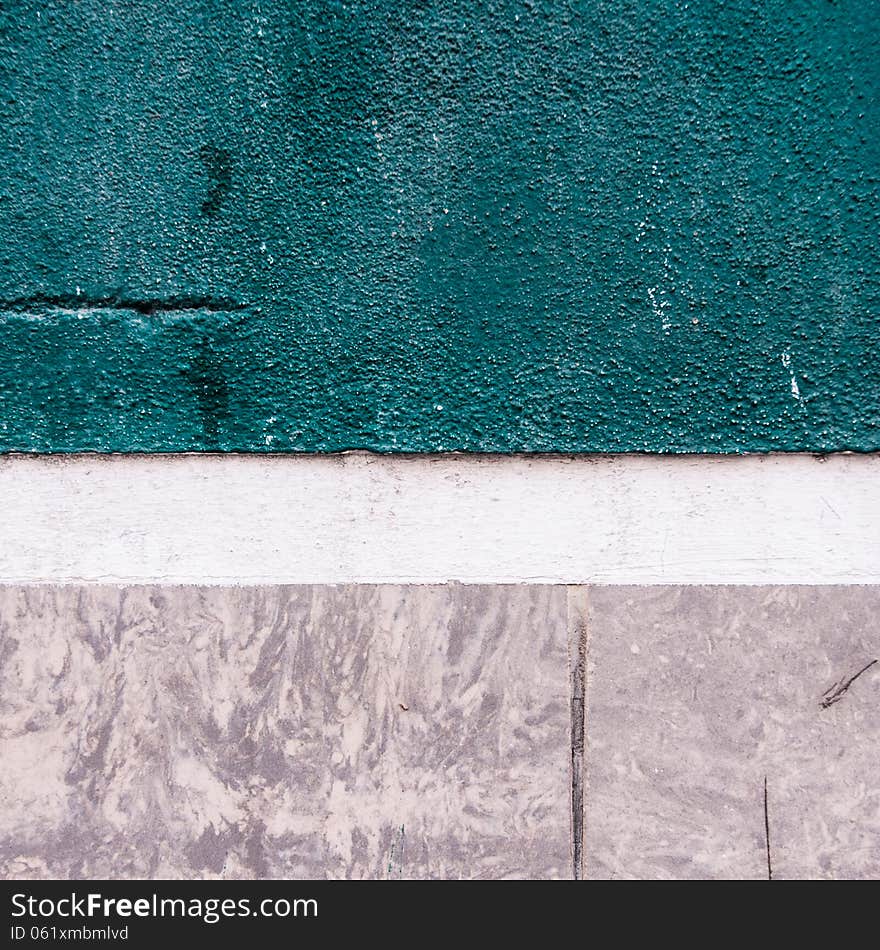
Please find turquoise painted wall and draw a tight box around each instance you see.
[0,0,877,452]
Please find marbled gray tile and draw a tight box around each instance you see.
[584,586,880,880]
[0,585,570,880]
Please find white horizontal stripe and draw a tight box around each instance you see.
[0,453,877,584]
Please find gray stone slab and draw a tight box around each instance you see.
[0,585,571,879]
[584,586,880,880]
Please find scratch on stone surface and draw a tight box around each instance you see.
[820,659,877,709]
[764,776,773,881]
[821,496,842,520]
[569,591,588,881]
[386,824,405,879]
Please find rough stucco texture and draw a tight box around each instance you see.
[0,0,877,452]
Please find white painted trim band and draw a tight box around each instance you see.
[0,453,877,584]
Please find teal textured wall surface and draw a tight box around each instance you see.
[0,0,877,452]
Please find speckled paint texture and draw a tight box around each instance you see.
[0,0,877,451]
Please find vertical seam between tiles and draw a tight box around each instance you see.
[568,585,589,880]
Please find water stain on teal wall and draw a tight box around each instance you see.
[0,0,877,452]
